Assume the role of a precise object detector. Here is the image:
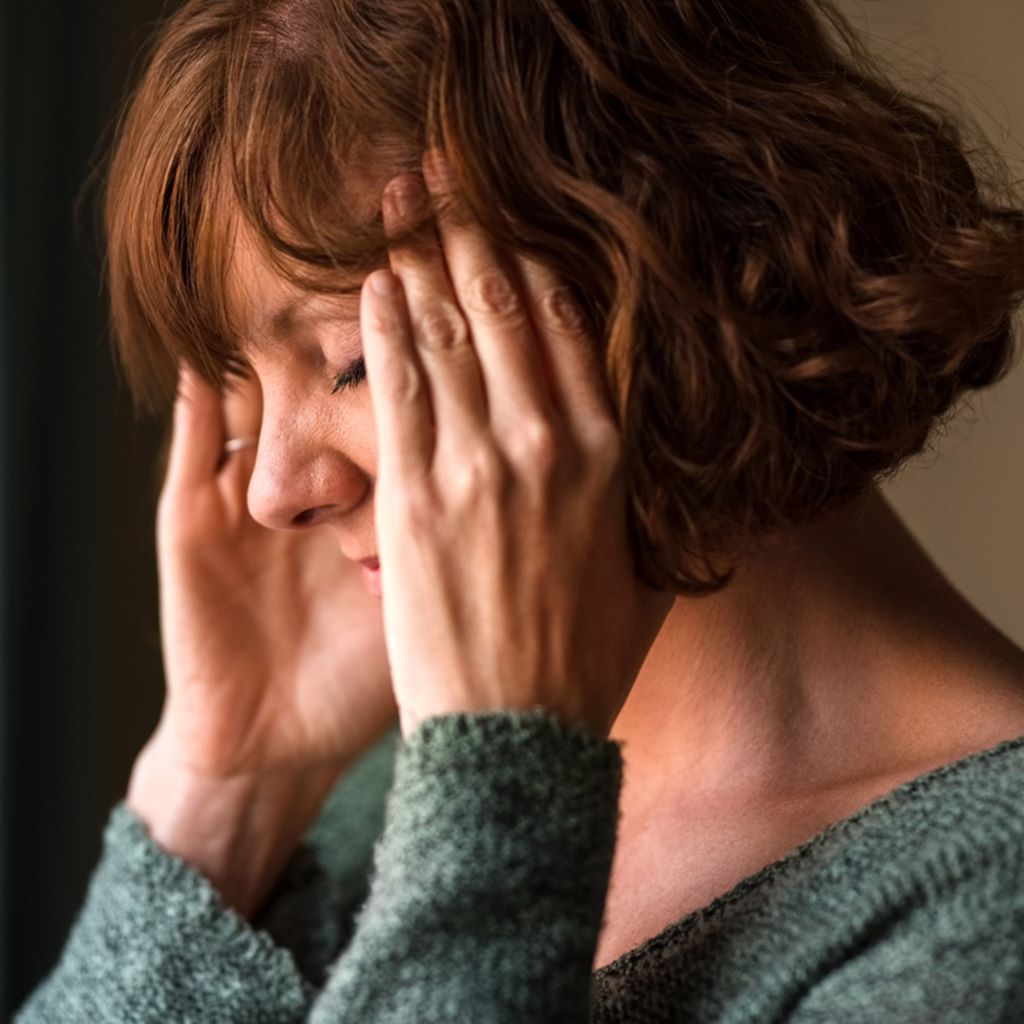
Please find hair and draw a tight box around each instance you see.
[105,0,1024,594]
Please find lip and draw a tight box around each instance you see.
[359,556,380,571]
[361,560,382,597]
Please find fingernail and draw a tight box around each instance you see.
[424,149,454,191]
[370,270,400,298]
[385,176,424,221]
[176,362,194,400]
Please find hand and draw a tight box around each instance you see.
[148,365,397,781]
[361,151,673,741]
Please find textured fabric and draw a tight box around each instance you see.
[589,733,1024,1023]
[13,801,316,1024]
[250,725,400,988]
[14,709,1024,1022]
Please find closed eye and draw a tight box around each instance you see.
[331,356,367,394]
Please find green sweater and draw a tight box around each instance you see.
[14,709,1024,1022]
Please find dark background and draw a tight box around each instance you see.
[1,3,173,1015]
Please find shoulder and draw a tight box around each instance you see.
[809,732,1024,903]
[788,768,1024,1022]
[789,869,1024,1022]
[784,736,1024,1017]
[900,731,1024,848]
[590,737,1024,1021]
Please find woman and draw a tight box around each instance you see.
[17,0,1024,1020]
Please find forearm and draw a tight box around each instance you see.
[310,709,622,1023]
[126,732,346,920]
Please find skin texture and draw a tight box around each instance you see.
[595,488,1024,968]
[363,153,674,739]
[134,148,1024,948]
[152,365,397,776]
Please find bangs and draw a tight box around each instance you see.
[104,5,430,411]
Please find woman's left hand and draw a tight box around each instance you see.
[361,150,674,741]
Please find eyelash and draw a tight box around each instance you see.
[331,357,367,395]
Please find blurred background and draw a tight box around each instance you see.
[1,0,1021,1016]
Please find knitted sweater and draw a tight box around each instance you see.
[14,709,1024,1022]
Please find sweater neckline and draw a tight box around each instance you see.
[592,728,1024,979]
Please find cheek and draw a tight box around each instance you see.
[322,390,380,478]
[253,350,379,479]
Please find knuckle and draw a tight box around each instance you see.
[417,302,467,352]
[452,445,504,500]
[465,270,525,322]
[509,418,558,470]
[588,417,622,453]
[399,477,439,528]
[541,286,588,335]
[385,358,424,406]
[585,421,624,474]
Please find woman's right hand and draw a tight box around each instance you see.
[126,362,397,915]
[140,362,397,784]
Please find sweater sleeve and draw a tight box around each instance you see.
[12,801,317,1024]
[251,725,399,987]
[307,708,623,1024]
[788,851,1024,1023]
[14,709,620,1024]
[13,726,399,1023]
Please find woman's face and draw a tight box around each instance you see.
[226,225,381,563]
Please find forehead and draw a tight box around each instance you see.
[216,141,403,351]
[225,218,366,349]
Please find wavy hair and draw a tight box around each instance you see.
[105,0,1024,593]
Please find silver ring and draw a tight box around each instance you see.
[223,435,258,454]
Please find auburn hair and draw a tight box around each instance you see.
[105,0,1024,594]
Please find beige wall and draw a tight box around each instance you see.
[837,0,1024,646]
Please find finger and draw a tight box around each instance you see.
[422,149,555,436]
[217,368,261,472]
[221,367,262,448]
[511,252,617,441]
[383,172,489,451]
[164,363,224,493]
[360,268,434,481]
[217,369,262,516]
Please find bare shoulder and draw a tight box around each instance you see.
[897,630,1024,776]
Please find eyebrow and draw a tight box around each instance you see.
[257,292,362,344]
[264,294,315,338]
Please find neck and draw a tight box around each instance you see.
[610,485,1016,806]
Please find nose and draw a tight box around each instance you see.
[246,417,370,532]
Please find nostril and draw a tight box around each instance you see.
[291,505,338,528]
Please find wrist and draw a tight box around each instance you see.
[126,733,345,919]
